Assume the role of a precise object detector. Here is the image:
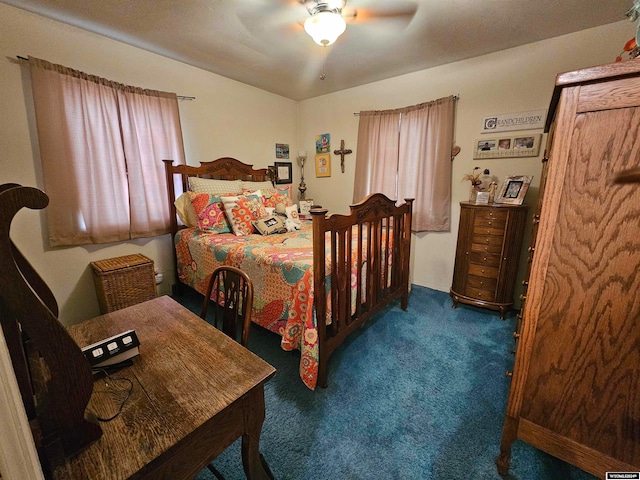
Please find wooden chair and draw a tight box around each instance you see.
[0,184,101,476]
[200,265,254,347]
[200,266,275,479]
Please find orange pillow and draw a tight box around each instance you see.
[220,194,268,236]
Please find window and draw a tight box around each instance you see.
[28,56,185,246]
[353,96,455,232]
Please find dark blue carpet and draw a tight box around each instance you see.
[173,285,597,480]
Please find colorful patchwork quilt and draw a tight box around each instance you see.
[176,223,329,389]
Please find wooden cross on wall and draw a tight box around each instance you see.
[333,140,352,173]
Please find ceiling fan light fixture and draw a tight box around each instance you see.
[304,11,347,46]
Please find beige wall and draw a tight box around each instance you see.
[298,20,635,299]
[0,4,298,325]
[0,2,635,327]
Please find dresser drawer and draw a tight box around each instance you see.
[468,263,499,279]
[474,216,506,230]
[469,251,501,267]
[472,224,505,237]
[465,286,496,302]
[473,209,508,220]
[471,240,503,254]
[467,274,497,291]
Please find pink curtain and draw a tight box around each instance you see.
[353,109,401,202]
[117,87,185,238]
[28,57,185,246]
[353,96,455,232]
[398,97,455,231]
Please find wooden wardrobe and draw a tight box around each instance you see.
[497,61,640,476]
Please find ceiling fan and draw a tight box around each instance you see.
[300,0,417,46]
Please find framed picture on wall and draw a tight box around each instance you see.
[473,134,542,159]
[315,153,331,177]
[494,175,533,205]
[274,161,292,184]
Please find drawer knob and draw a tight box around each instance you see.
[513,331,520,339]
[519,294,526,301]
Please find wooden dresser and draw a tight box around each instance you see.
[450,202,528,319]
[497,61,640,477]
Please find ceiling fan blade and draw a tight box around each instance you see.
[236,0,306,37]
[343,1,417,25]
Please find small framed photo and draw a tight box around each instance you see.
[495,175,533,205]
[315,153,331,177]
[299,199,314,219]
[274,161,292,184]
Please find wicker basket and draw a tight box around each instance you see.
[91,254,157,314]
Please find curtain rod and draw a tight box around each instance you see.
[16,55,195,100]
[353,94,459,115]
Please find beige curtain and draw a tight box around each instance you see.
[117,87,184,238]
[398,97,455,231]
[352,110,401,202]
[28,57,185,246]
[353,96,455,232]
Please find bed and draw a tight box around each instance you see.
[164,157,413,389]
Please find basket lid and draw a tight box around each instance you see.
[91,254,152,273]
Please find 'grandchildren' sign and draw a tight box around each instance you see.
[481,109,546,134]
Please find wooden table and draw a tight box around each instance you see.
[57,295,276,480]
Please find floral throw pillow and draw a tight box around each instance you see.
[220,194,268,236]
[243,186,293,209]
[188,191,232,234]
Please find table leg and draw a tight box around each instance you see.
[241,387,273,480]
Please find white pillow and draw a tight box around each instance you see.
[240,180,274,192]
[285,205,303,229]
[189,177,243,195]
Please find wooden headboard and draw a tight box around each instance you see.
[163,157,272,230]
[163,157,273,292]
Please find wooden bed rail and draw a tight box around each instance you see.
[312,193,413,388]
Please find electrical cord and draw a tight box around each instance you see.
[91,367,134,422]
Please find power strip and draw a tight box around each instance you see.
[81,330,140,368]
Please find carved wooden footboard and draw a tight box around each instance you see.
[312,193,413,387]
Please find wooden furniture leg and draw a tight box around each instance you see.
[241,387,273,480]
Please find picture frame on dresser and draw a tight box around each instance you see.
[494,175,532,205]
[299,199,314,219]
